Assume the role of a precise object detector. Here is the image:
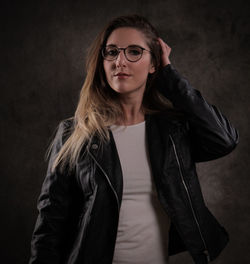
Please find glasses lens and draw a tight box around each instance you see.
[125,46,143,61]
[102,47,118,60]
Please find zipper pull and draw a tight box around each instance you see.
[203,250,210,262]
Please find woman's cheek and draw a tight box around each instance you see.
[107,77,113,89]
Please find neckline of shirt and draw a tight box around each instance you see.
[110,120,145,129]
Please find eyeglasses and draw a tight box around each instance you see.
[101,45,151,62]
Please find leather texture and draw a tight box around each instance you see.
[29,64,239,264]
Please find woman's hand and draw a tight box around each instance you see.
[158,37,171,67]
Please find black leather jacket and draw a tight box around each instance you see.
[29,64,239,264]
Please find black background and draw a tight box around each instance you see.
[1,0,250,263]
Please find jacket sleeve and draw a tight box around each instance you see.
[157,64,239,162]
[29,120,74,264]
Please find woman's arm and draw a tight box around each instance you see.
[157,38,239,162]
[29,120,74,264]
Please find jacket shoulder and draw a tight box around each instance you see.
[48,117,75,157]
[56,117,75,143]
[59,116,75,130]
[148,109,188,129]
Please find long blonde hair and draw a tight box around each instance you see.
[49,14,173,173]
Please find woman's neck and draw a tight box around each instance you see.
[115,89,146,126]
[116,100,145,126]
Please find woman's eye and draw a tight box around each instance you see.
[128,49,141,55]
[107,49,118,56]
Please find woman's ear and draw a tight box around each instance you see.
[149,63,156,74]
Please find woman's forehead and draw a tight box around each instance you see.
[106,27,149,48]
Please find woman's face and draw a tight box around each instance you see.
[103,27,155,97]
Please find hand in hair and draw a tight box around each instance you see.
[158,38,171,67]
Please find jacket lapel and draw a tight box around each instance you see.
[88,131,123,209]
[145,114,171,172]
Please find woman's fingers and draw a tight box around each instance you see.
[158,37,171,55]
[158,37,171,66]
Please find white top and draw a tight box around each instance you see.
[110,121,171,264]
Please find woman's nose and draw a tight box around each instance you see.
[115,50,127,67]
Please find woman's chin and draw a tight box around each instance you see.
[112,86,133,94]
[109,83,145,96]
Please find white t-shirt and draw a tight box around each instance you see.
[110,121,171,264]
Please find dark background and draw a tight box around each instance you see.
[1,0,250,263]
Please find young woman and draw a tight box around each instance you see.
[29,14,239,264]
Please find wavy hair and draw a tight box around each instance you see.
[49,14,173,172]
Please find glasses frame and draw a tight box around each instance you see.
[101,45,152,62]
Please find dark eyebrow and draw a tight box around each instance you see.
[105,44,144,48]
[106,44,117,47]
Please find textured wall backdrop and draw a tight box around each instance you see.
[1,0,249,263]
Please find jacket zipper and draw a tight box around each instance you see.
[169,135,210,262]
[88,151,120,214]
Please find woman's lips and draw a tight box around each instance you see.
[117,75,130,79]
[114,74,131,79]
